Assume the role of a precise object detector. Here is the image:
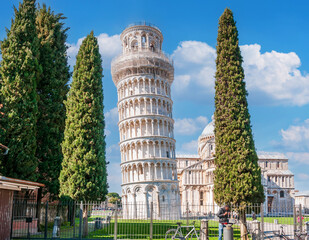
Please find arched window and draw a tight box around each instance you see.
[280,191,285,198]
[131,40,138,51]
[141,35,146,44]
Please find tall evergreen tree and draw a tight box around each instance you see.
[59,32,108,236]
[213,8,264,205]
[36,4,70,199]
[0,0,41,181]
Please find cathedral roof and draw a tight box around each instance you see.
[264,169,294,176]
[200,115,215,138]
[257,152,288,160]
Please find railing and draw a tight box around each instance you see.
[125,21,161,32]
[111,48,174,68]
[10,200,309,239]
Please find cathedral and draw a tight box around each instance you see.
[176,116,296,215]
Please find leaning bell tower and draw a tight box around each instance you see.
[111,23,181,219]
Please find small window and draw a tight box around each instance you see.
[277,162,280,168]
[265,161,268,168]
[280,191,285,198]
[162,196,165,202]
[268,176,270,182]
[210,145,213,150]
[282,177,284,182]
[200,200,203,205]
[189,171,191,174]
[186,161,188,166]
[166,151,170,158]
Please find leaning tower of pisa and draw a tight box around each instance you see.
[111,23,181,219]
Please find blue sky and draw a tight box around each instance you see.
[1,0,309,194]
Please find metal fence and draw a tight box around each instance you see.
[10,200,309,240]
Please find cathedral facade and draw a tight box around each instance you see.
[176,116,296,214]
[111,23,181,219]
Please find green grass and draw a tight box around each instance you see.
[247,216,309,225]
[87,219,241,239]
[22,216,309,239]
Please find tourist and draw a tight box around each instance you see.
[217,204,231,240]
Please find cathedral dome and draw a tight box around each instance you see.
[200,115,215,138]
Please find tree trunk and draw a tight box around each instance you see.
[82,204,88,237]
[240,210,249,240]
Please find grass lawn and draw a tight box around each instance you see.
[87,219,242,239]
[22,216,309,239]
[247,216,309,225]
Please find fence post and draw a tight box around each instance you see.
[186,202,189,230]
[114,203,118,240]
[251,220,261,240]
[293,205,297,236]
[200,219,209,240]
[150,201,153,240]
[260,203,264,238]
[10,199,14,239]
[79,201,83,239]
[299,204,303,233]
[44,201,48,239]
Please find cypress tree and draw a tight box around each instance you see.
[36,4,70,199]
[0,0,41,181]
[213,8,264,205]
[59,32,108,236]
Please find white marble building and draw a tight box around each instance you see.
[177,116,296,214]
[111,23,181,219]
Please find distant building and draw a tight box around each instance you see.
[176,116,296,214]
[295,192,309,213]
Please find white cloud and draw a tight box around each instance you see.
[179,140,198,154]
[105,107,119,125]
[174,116,208,136]
[286,152,309,165]
[67,33,122,69]
[171,40,309,106]
[241,44,309,106]
[172,41,216,98]
[279,119,309,151]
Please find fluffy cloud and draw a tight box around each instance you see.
[241,44,309,106]
[174,116,208,136]
[67,33,122,69]
[172,41,216,99]
[279,119,309,151]
[172,41,309,106]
